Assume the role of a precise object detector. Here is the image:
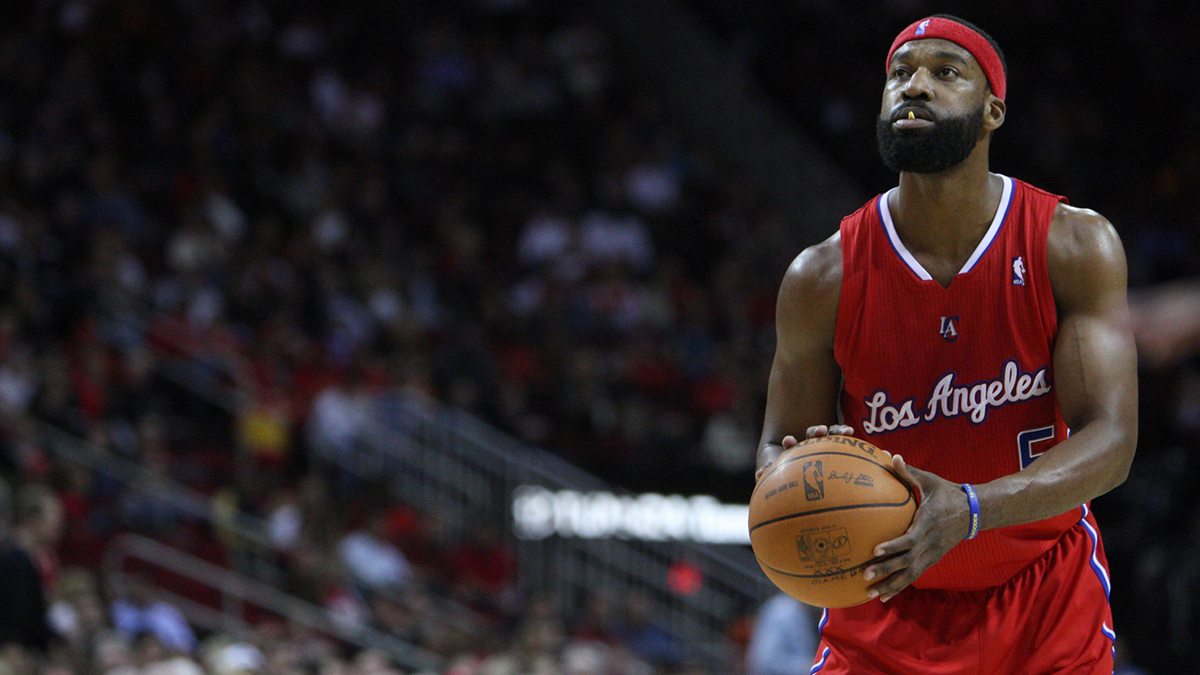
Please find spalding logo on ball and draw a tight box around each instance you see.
[749,435,916,608]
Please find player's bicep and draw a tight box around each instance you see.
[760,346,842,446]
[1049,210,1137,435]
[1054,306,1136,434]
[760,241,843,447]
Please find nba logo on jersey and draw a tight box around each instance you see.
[1012,256,1026,286]
[916,19,931,35]
[939,316,959,342]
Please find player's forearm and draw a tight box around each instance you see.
[973,421,1135,531]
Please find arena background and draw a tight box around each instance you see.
[0,0,1195,673]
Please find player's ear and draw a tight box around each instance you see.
[983,94,1005,132]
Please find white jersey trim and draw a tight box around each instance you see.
[878,174,1014,281]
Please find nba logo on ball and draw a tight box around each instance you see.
[803,460,825,500]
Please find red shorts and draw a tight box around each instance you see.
[810,506,1115,675]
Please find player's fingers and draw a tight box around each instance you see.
[863,550,913,583]
[871,528,918,560]
[879,582,911,603]
[829,424,855,436]
[805,425,829,439]
[890,455,925,497]
[868,565,917,600]
[872,557,926,601]
[877,551,938,602]
[782,435,799,448]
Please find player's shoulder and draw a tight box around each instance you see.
[781,231,842,301]
[776,231,842,346]
[1047,203,1124,267]
[1046,203,1127,308]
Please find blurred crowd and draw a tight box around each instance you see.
[0,0,1198,673]
[0,469,728,674]
[0,0,789,673]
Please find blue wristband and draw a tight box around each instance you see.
[961,483,981,540]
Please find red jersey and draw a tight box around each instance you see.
[834,174,1083,590]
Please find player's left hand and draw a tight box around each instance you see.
[863,455,971,603]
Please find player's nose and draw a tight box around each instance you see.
[901,67,935,100]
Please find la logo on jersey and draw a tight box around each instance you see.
[939,316,959,342]
[1012,256,1026,286]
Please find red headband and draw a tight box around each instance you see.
[886,17,1006,100]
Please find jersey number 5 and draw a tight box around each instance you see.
[1017,426,1056,469]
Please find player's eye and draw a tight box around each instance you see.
[892,67,911,79]
[938,67,958,78]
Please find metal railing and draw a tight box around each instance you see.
[313,392,778,664]
[37,418,497,641]
[104,534,443,672]
[91,286,778,662]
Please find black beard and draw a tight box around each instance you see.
[876,105,985,174]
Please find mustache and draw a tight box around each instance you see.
[888,102,937,123]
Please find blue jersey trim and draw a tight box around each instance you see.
[959,175,1015,274]
[808,608,830,674]
[1078,504,1111,599]
[810,647,831,674]
[1102,622,1117,661]
[877,174,1014,282]
[877,189,932,282]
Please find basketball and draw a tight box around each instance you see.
[749,435,916,608]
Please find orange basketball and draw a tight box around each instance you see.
[749,435,916,608]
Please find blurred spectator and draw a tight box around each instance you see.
[133,633,204,675]
[201,639,266,675]
[94,631,138,675]
[614,592,682,668]
[561,642,610,675]
[307,373,372,475]
[0,645,39,675]
[266,486,304,554]
[578,206,655,275]
[1131,279,1200,368]
[570,592,620,643]
[450,523,518,614]
[0,482,59,654]
[745,594,819,675]
[111,581,199,655]
[338,513,413,592]
[476,617,564,675]
[45,568,110,661]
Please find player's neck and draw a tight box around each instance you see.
[891,152,1001,258]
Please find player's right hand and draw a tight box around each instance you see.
[805,424,856,439]
[755,434,800,484]
[755,425,858,484]
[807,424,893,461]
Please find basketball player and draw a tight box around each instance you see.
[755,15,1137,674]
